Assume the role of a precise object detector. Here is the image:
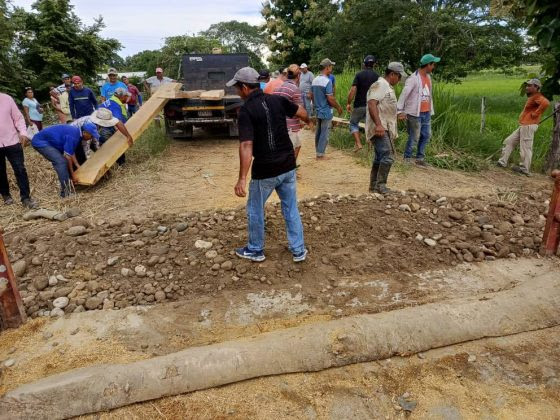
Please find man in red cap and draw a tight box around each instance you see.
[68,75,98,120]
[144,67,175,94]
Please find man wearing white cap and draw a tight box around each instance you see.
[498,78,550,176]
[144,67,175,94]
[100,68,127,102]
[299,63,314,129]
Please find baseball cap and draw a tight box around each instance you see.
[61,73,71,79]
[320,58,336,67]
[114,87,131,97]
[71,76,82,83]
[526,78,542,88]
[108,68,118,75]
[300,63,308,69]
[226,67,260,87]
[82,122,100,140]
[420,54,441,66]
[155,67,163,73]
[364,55,377,65]
[258,69,270,80]
[387,62,407,78]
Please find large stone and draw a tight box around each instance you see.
[194,240,213,250]
[65,226,87,237]
[107,256,120,266]
[448,211,463,221]
[54,287,73,298]
[85,296,102,310]
[12,259,27,277]
[149,245,169,256]
[154,290,166,302]
[53,297,69,309]
[510,215,525,225]
[33,277,49,291]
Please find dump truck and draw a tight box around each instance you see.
[163,53,249,139]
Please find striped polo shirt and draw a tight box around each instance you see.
[273,79,302,132]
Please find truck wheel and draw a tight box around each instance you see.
[228,122,239,138]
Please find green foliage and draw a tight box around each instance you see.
[493,0,560,96]
[331,70,554,172]
[1,0,120,101]
[316,0,524,82]
[124,50,162,73]
[262,0,338,66]
[200,21,266,69]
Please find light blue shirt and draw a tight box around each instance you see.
[100,81,127,100]
[22,98,43,121]
[311,75,333,120]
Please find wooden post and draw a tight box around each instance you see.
[480,96,486,133]
[545,102,560,172]
[0,231,27,330]
[541,170,560,256]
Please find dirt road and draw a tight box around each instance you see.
[0,128,558,418]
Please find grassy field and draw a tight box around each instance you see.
[331,69,556,172]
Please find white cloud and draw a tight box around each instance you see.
[12,0,264,57]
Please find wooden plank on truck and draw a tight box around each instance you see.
[200,90,225,101]
[157,90,205,99]
[74,82,181,186]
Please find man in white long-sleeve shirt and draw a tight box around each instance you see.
[397,54,440,167]
[0,93,38,208]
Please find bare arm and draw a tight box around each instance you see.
[294,105,309,124]
[235,141,253,197]
[326,95,343,116]
[65,154,80,182]
[22,106,31,125]
[116,121,134,146]
[346,86,357,112]
[367,99,385,138]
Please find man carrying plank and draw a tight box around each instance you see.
[98,88,134,165]
[32,123,99,197]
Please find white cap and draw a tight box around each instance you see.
[300,63,308,69]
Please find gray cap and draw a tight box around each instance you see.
[526,78,542,88]
[226,67,260,87]
[113,87,131,97]
[320,58,336,67]
[387,62,407,78]
[108,67,118,75]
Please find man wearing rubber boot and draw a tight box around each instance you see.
[366,62,407,194]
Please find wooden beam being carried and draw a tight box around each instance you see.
[200,89,225,101]
[332,116,365,130]
[74,83,181,186]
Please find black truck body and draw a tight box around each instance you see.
[164,53,249,138]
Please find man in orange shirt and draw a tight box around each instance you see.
[264,68,287,94]
[498,78,550,175]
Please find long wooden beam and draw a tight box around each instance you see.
[74,83,182,186]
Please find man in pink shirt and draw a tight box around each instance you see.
[0,93,38,208]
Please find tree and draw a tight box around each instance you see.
[124,50,163,73]
[154,35,223,79]
[315,0,524,81]
[200,21,266,69]
[262,0,338,66]
[13,0,120,98]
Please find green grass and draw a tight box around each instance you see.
[127,122,170,163]
[332,69,556,173]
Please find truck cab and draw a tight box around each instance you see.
[164,53,249,138]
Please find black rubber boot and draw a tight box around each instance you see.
[376,163,393,194]
[369,163,380,192]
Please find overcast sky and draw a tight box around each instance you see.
[13,0,264,57]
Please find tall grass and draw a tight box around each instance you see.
[331,69,556,172]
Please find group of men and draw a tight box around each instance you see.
[230,52,551,264]
[1,67,176,204]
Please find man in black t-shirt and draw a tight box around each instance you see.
[227,67,310,263]
[346,55,379,151]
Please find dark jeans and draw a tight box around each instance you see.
[99,126,125,165]
[0,143,31,201]
[33,145,71,197]
[373,132,395,165]
[128,104,138,118]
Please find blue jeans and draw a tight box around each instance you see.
[373,132,395,165]
[315,118,331,157]
[99,126,126,165]
[128,104,138,118]
[246,169,305,254]
[33,146,71,197]
[404,111,431,160]
[349,106,366,134]
[302,94,313,117]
